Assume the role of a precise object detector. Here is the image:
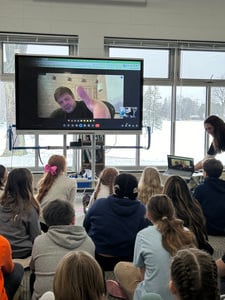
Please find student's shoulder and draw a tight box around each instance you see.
[57,174,76,186]
[138,224,155,237]
[0,234,11,247]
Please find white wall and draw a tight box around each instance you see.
[1,0,225,56]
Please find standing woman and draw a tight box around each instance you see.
[36,154,76,210]
[138,167,163,205]
[195,115,225,170]
[0,168,41,258]
[163,175,213,254]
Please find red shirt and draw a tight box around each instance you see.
[0,235,14,300]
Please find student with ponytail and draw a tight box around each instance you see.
[36,155,76,230]
[88,167,119,208]
[112,194,196,300]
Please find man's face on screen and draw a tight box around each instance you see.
[56,93,76,113]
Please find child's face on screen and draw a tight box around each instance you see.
[57,93,76,113]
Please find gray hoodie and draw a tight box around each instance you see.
[0,205,41,258]
[30,225,95,300]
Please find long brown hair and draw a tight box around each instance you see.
[36,155,66,203]
[138,167,163,205]
[163,175,208,249]
[53,251,106,300]
[171,248,220,300]
[1,168,40,219]
[147,194,196,255]
[93,167,119,200]
[204,115,225,152]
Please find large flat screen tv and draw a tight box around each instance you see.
[15,54,143,134]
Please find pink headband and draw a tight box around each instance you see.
[44,164,57,176]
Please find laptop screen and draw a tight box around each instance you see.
[167,155,194,172]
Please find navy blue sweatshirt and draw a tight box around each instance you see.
[83,195,149,259]
[193,177,225,236]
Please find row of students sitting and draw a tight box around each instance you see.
[39,193,221,300]
[38,247,220,300]
[0,155,77,300]
[0,155,224,299]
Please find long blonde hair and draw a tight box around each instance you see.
[163,175,208,250]
[138,167,163,204]
[147,194,196,255]
[36,155,66,204]
[53,251,106,300]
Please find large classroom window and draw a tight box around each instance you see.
[104,38,225,167]
[1,34,225,171]
[0,33,78,170]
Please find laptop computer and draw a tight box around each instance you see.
[163,155,195,180]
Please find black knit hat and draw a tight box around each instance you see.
[114,173,138,200]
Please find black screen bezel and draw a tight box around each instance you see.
[15,54,143,134]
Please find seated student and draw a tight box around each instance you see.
[88,167,119,208]
[0,235,24,300]
[36,154,76,230]
[83,173,149,272]
[170,248,220,300]
[50,86,111,119]
[163,175,213,255]
[193,158,225,236]
[39,251,106,300]
[138,167,163,205]
[30,199,95,300]
[0,168,41,258]
[112,194,196,300]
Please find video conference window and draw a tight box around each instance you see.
[37,73,124,119]
[170,158,193,170]
[15,55,143,133]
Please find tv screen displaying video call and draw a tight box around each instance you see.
[15,54,143,133]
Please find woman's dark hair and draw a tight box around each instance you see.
[1,168,40,219]
[0,165,6,190]
[147,194,196,255]
[171,248,220,300]
[204,115,225,152]
[163,175,209,251]
[37,155,66,203]
[114,173,138,200]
